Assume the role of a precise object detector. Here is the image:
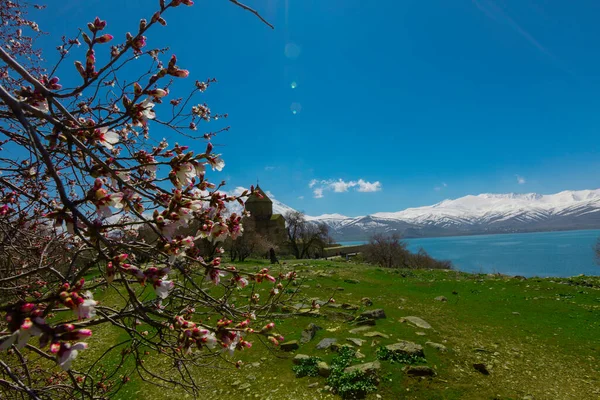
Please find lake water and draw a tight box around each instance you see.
[338,229,600,277]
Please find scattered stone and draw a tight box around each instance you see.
[435,296,448,302]
[280,340,299,352]
[344,279,360,284]
[416,332,426,336]
[231,380,241,387]
[336,287,345,291]
[355,351,366,359]
[347,338,365,347]
[251,362,261,368]
[360,309,386,320]
[512,312,521,315]
[403,365,436,377]
[327,311,355,322]
[317,361,331,377]
[402,316,432,329]
[349,326,372,334]
[385,341,425,357]
[361,297,373,306]
[301,323,323,344]
[238,383,251,390]
[341,303,359,311]
[331,343,354,352]
[307,382,319,388]
[293,354,310,365]
[327,303,342,309]
[357,318,376,326]
[376,395,382,399]
[246,374,256,381]
[344,361,381,376]
[363,331,390,339]
[316,283,322,288]
[473,363,490,375]
[316,338,337,350]
[426,341,447,352]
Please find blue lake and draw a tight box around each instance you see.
[339,229,600,277]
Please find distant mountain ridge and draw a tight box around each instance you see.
[272,189,600,241]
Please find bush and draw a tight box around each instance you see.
[326,347,378,399]
[293,356,322,378]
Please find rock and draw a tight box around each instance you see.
[327,311,355,322]
[363,331,390,339]
[344,279,360,284]
[300,323,322,344]
[385,341,425,357]
[280,340,299,352]
[316,338,337,350]
[349,326,372,334]
[403,365,436,377]
[361,297,373,306]
[307,382,319,388]
[331,343,353,352]
[293,354,310,365]
[231,380,241,387]
[473,363,490,375]
[512,311,520,315]
[336,287,345,291]
[238,383,251,390]
[416,332,426,336]
[434,296,448,302]
[357,318,376,326]
[402,316,432,329]
[425,341,447,352]
[355,351,366,359]
[251,362,261,368]
[347,338,365,347]
[344,361,381,375]
[317,361,331,377]
[246,374,256,381]
[360,309,386,320]
[341,303,359,311]
[327,303,342,309]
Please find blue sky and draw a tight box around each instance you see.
[33,0,600,216]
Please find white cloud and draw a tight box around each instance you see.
[264,166,275,171]
[298,196,304,200]
[516,175,526,184]
[434,182,448,192]
[309,178,382,198]
[356,179,382,192]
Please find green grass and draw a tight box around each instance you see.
[78,259,599,399]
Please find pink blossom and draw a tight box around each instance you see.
[96,127,119,149]
[57,342,88,370]
[154,279,174,299]
[76,291,97,319]
[208,156,225,171]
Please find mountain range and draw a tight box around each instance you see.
[271,189,600,241]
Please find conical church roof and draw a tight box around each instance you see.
[245,185,272,204]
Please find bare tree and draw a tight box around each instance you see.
[285,211,330,259]
[225,219,277,262]
[363,233,409,268]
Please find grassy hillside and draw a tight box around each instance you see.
[83,260,599,400]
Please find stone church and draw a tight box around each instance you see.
[244,186,287,244]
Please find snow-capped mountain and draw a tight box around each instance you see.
[296,189,600,241]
